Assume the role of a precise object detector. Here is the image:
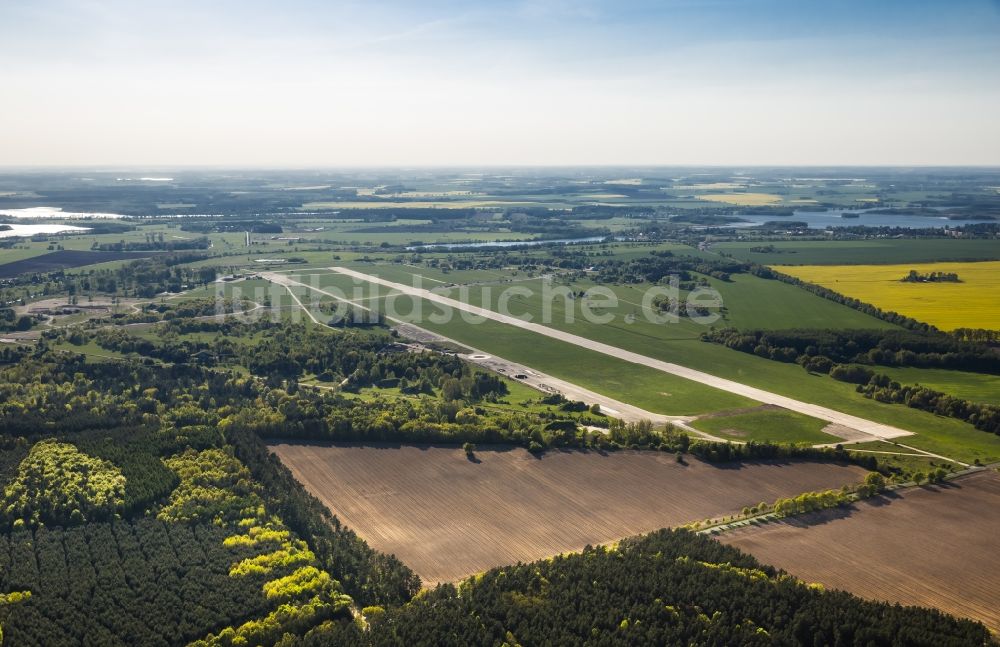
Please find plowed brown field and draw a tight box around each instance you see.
[725,470,1000,632]
[269,442,866,584]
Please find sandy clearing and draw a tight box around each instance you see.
[819,423,877,443]
[270,442,868,585]
[327,266,913,441]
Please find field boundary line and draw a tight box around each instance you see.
[697,466,993,536]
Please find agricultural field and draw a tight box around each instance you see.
[269,442,869,584]
[712,239,1000,266]
[777,261,1000,330]
[0,247,49,264]
[420,272,894,332]
[695,192,783,206]
[724,470,1000,633]
[0,249,156,278]
[600,241,714,260]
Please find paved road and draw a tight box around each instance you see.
[393,323,706,428]
[277,283,322,325]
[327,266,914,442]
[265,271,732,441]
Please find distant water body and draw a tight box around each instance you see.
[734,208,990,230]
[0,205,988,244]
[0,207,124,219]
[0,223,90,238]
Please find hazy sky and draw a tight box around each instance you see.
[2,0,999,166]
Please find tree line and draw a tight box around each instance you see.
[703,327,1000,374]
[701,328,1000,436]
[901,270,961,283]
[0,519,300,646]
[0,252,214,300]
[593,252,750,284]
[858,373,1000,435]
[92,236,211,252]
[753,266,937,331]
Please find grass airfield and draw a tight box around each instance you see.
[272,261,1000,464]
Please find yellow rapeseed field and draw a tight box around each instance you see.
[776,261,1000,330]
[696,192,783,206]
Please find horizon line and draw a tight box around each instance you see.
[2,163,1000,171]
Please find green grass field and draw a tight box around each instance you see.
[847,441,958,474]
[877,367,1000,406]
[51,340,131,362]
[599,242,714,261]
[426,274,890,343]
[690,408,840,445]
[708,274,896,330]
[419,316,755,415]
[298,269,1000,463]
[340,262,523,286]
[295,258,891,332]
[0,247,50,263]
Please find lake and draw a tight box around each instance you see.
[735,208,991,229]
[0,223,91,238]
[0,207,124,219]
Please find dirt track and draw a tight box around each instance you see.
[327,266,913,441]
[270,442,867,585]
[724,470,1000,632]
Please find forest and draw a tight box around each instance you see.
[43,322,647,452]
[0,348,417,644]
[0,253,215,300]
[592,252,749,284]
[857,374,1000,435]
[702,327,1000,374]
[0,311,993,644]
